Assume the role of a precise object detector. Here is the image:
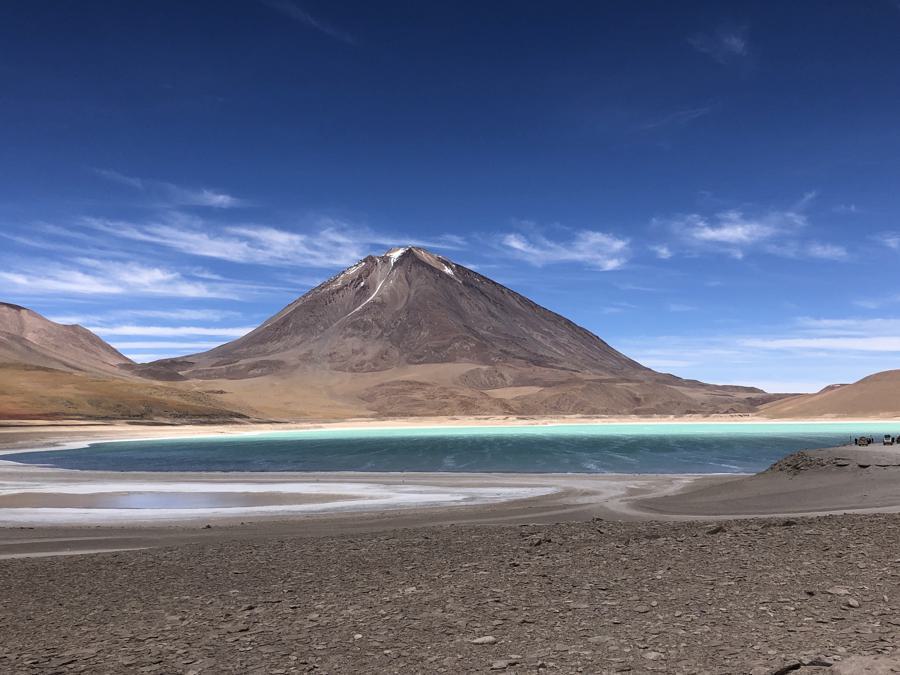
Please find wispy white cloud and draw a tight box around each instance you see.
[763,240,848,261]
[667,303,696,312]
[598,301,638,315]
[641,105,715,130]
[742,336,900,352]
[82,215,364,267]
[639,358,698,369]
[874,231,900,250]
[794,317,900,336]
[259,0,354,44]
[50,308,242,327]
[0,258,241,299]
[87,324,254,337]
[833,203,861,214]
[500,225,630,271]
[690,212,781,245]
[660,210,783,259]
[656,193,845,261]
[738,317,900,353]
[854,294,900,310]
[804,242,848,260]
[80,214,465,269]
[123,308,242,321]
[650,244,673,259]
[688,26,750,64]
[615,282,664,293]
[94,169,244,208]
[106,341,228,350]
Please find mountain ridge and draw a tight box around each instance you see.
[0,302,132,375]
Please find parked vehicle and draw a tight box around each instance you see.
[885,434,896,446]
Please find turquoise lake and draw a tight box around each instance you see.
[5,423,897,474]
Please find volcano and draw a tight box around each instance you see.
[137,247,771,418]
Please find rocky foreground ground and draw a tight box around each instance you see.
[2,515,900,674]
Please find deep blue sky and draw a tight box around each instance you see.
[2,1,900,391]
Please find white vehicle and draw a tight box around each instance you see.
[884,435,895,446]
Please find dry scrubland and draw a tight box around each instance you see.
[0,364,246,421]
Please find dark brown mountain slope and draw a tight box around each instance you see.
[159,247,650,377]
[136,247,771,418]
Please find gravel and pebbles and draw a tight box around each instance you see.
[2,514,900,673]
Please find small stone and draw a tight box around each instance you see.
[642,651,665,661]
[803,657,834,667]
[846,598,860,608]
[825,586,851,596]
[705,525,725,535]
[471,636,498,645]
[490,659,517,670]
[634,605,651,613]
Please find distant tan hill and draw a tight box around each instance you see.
[0,304,248,421]
[760,369,900,418]
[0,302,131,375]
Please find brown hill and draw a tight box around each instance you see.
[0,302,131,375]
[134,247,772,418]
[0,304,247,421]
[760,369,900,418]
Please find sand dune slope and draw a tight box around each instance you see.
[761,369,900,418]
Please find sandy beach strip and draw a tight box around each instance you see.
[3,414,899,455]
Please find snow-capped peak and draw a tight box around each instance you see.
[386,247,410,263]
